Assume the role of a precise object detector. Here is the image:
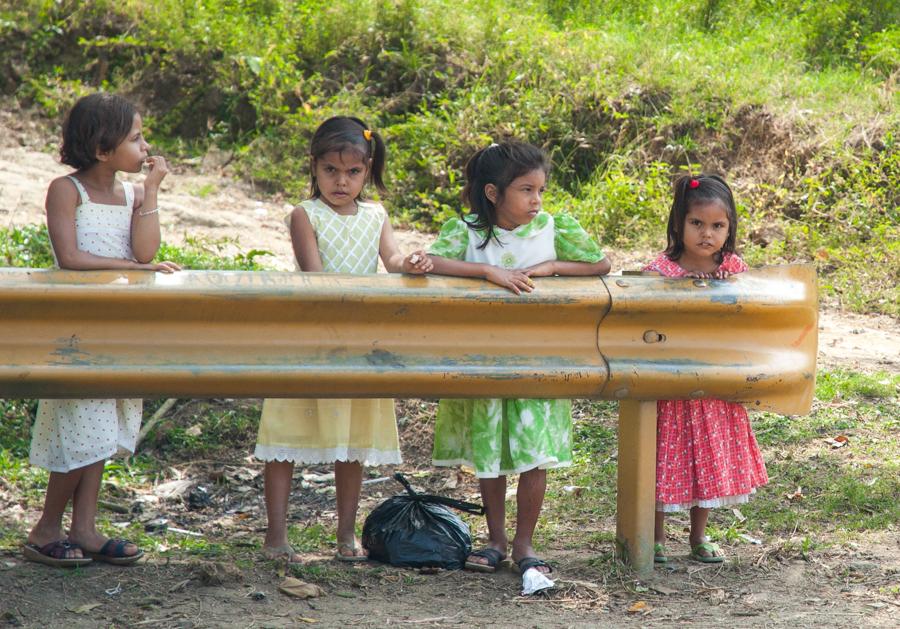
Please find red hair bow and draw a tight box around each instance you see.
[689,179,700,189]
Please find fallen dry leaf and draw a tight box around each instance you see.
[278,577,324,599]
[825,435,850,449]
[627,601,648,613]
[441,472,458,490]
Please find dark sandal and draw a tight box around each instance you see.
[84,538,144,566]
[22,540,92,568]
[464,547,506,573]
[514,556,553,575]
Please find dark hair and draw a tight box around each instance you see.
[664,173,738,265]
[309,116,386,199]
[462,141,550,248]
[60,93,137,170]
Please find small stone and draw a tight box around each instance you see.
[144,517,169,533]
[188,486,212,510]
[848,561,878,573]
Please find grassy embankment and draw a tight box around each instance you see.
[1,0,897,314]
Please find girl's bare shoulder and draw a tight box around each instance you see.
[45,174,80,208]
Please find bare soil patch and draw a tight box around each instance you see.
[2,417,898,628]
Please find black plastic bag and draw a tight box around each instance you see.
[362,473,484,570]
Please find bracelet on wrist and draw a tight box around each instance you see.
[138,207,159,216]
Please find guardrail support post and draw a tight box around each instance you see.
[615,400,657,575]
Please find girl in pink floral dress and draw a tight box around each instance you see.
[645,174,768,564]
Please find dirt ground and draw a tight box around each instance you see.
[1,106,898,628]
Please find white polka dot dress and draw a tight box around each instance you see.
[29,176,143,472]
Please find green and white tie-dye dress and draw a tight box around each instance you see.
[427,211,605,478]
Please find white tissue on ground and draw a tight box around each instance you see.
[521,567,555,595]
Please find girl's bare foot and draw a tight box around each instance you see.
[262,543,303,565]
[335,538,368,562]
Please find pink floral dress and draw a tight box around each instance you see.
[644,252,769,512]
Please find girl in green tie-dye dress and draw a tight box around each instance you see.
[425,141,610,577]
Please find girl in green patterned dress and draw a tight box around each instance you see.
[255,117,432,565]
[425,142,611,575]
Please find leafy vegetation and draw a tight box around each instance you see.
[0,224,270,271]
[0,0,896,314]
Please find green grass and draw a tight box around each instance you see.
[288,522,332,553]
[0,399,36,458]
[142,399,261,456]
[190,182,217,198]
[754,370,899,445]
[0,224,55,268]
[540,368,900,555]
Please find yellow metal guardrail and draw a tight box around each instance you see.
[0,265,816,411]
[600,266,817,414]
[0,264,817,574]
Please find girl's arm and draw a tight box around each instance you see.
[378,218,432,274]
[130,156,166,263]
[524,257,611,278]
[427,255,536,295]
[288,206,324,272]
[46,177,178,272]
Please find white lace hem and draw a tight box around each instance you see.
[433,457,571,479]
[657,489,756,513]
[254,444,402,466]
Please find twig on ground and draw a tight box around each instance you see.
[98,499,130,514]
[396,611,463,624]
[136,398,179,447]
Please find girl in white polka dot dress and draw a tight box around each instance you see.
[24,93,180,567]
